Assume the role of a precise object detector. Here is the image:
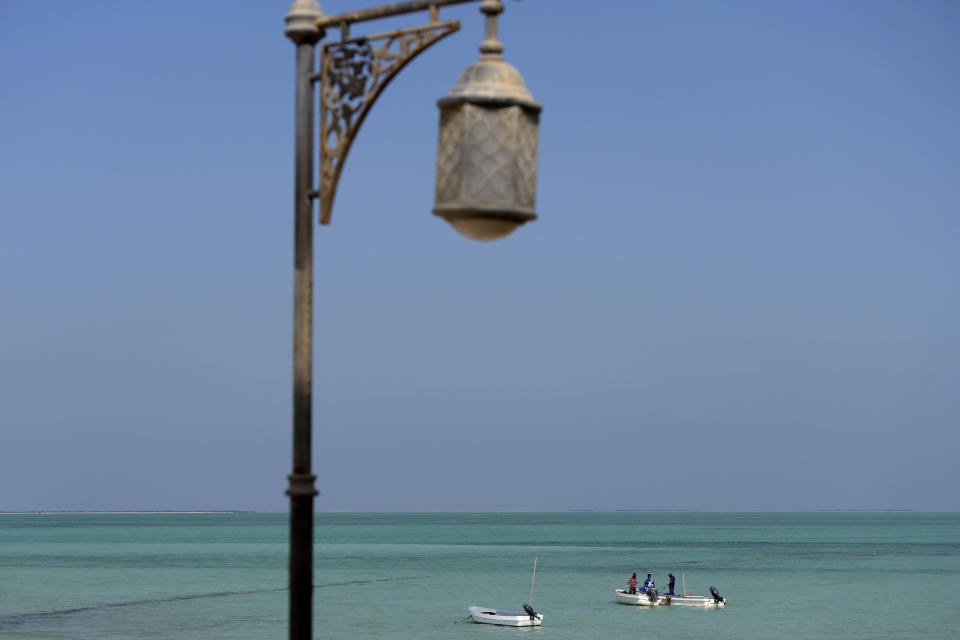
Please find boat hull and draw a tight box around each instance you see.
[614,589,661,606]
[659,594,725,608]
[468,606,543,627]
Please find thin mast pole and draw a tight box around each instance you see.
[529,556,538,606]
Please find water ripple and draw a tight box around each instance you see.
[0,576,426,631]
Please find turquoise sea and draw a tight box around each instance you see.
[1,512,958,639]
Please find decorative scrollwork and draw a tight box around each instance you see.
[319,21,460,224]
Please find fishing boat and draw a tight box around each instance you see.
[614,588,661,606]
[660,586,726,608]
[468,605,543,627]
[469,557,543,627]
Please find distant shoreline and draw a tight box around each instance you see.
[1,508,951,515]
[0,510,262,515]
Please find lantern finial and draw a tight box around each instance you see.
[478,0,504,57]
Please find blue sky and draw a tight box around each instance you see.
[1,0,958,511]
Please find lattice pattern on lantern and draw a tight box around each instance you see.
[515,110,539,209]
[461,106,519,206]
[435,107,464,205]
[434,98,539,223]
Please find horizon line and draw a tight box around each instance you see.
[3,508,957,515]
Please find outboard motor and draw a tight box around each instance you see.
[646,587,659,603]
[523,603,538,620]
[709,586,725,604]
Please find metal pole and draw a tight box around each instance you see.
[286,1,323,635]
[290,39,318,640]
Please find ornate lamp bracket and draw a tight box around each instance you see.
[318,20,460,224]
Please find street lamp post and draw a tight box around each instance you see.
[283,0,539,638]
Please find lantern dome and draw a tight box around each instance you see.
[439,56,541,111]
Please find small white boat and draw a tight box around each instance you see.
[659,594,725,608]
[659,586,726,608]
[614,588,661,606]
[469,557,543,627]
[468,605,543,627]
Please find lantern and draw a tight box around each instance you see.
[433,0,541,241]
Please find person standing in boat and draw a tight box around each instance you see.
[667,573,676,596]
[627,572,638,594]
[642,574,655,592]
